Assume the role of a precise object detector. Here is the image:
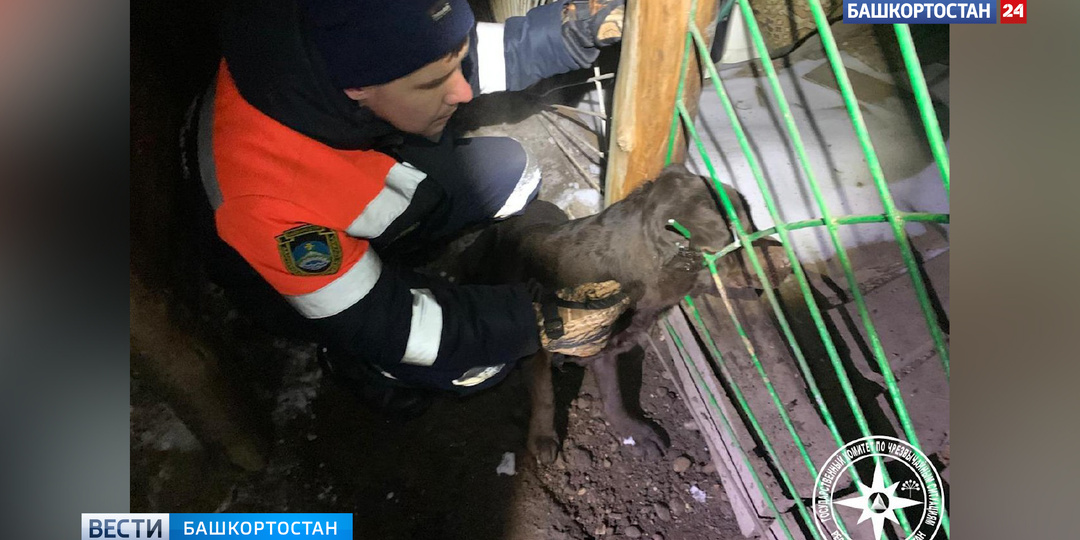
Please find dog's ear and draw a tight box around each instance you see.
[674,174,741,253]
[643,168,727,254]
[663,162,692,176]
[641,167,757,257]
[713,181,755,234]
[640,179,677,256]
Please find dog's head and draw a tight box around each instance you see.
[641,164,751,257]
[638,164,794,295]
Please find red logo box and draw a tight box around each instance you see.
[1002,0,1027,23]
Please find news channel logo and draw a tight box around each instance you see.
[81,513,353,539]
[843,0,1025,24]
[82,515,169,539]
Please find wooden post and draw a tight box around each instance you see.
[603,0,722,205]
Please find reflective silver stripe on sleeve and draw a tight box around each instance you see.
[452,364,505,387]
[196,83,224,210]
[475,22,508,94]
[494,144,540,218]
[285,248,382,318]
[400,288,444,367]
[346,162,427,239]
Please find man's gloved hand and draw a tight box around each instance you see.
[563,0,625,47]
[561,0,625,66]
[534,280,631,357]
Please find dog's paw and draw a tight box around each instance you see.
[614,419,669,460]
[528,434,561,465]
[633,429,668,460]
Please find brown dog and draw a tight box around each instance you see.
[451,164,789,461]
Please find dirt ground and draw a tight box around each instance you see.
[131,312,743,540]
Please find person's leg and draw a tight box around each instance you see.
[380,133,542,258]
[364,134,539,398]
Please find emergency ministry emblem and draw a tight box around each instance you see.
[276,224,343,276]
[813,436,945,540]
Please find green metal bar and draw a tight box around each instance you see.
[898,211,950,223]
[893,24,950,198]
[663,320,798,540]
[706,212,950,259]
[666,14,822,536]
[801,4,953,534]
[688,8,924,532]
[696,7,926,533]
[683,296,832,540]
[683,296,820,477]
[679,100,885,536]
[667,9,847,534]
[802,0,950,383]
[685,20,873,454]
[667,219,693,240]
[674,98,852,456]
[738,0,950,533]
[667,3,948,537]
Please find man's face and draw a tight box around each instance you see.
[344,39,473,139]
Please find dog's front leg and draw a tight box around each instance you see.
[526,349,560,464]
[592,350,668,459]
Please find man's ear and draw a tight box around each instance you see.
[343,87,371,104]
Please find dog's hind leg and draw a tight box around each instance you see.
[592,350,668,459]
[526,350,560,464]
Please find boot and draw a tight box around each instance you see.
[316,346,433,421]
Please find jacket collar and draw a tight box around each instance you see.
[220,0,403,150]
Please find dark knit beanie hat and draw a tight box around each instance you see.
[300,0,475,89]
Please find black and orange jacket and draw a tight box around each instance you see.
[195,0,591,385]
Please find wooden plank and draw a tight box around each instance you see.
[603,0,722,205]
[689,286,846,501]
[659,308,808,540]
[656,310,765,537]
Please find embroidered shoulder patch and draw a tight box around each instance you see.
[276,224,343,276]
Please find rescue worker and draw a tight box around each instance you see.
[183,0,629,417]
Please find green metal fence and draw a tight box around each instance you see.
[661,1,949,538]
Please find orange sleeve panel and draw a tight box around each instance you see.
[208,62,401,297]
[215,195,369,296]
[210,61,400,234]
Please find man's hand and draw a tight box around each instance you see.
[534,280,631,357]
[562,0,626,53]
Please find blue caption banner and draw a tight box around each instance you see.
[844,0,997,23]
[82,513,353,540]
[173,514,352,538]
